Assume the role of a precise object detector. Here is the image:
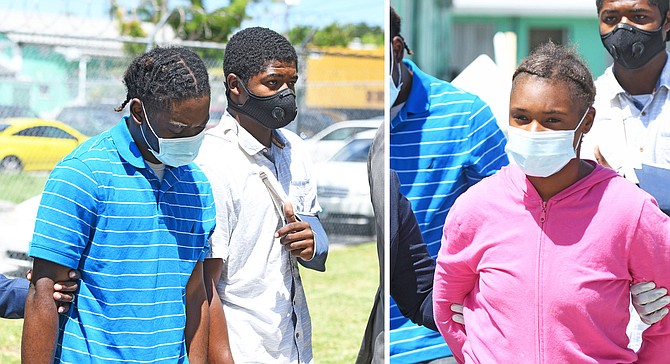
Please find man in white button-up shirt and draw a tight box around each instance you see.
[583,0,670,353]
[196,27,326,364]
[585,0,670,189]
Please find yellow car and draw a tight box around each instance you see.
[0,118,88,173]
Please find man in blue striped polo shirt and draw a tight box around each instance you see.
[23,47,216,363]
[388,7,509,363]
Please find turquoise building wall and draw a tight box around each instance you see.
[391,0,609,81]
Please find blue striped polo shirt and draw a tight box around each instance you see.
[29,117,216,363]
[389,59,509,363]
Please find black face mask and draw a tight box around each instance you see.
[227,80,297,129]
[601,23,666,70]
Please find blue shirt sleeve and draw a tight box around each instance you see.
[198,177,216,262]
[29,157,99,269]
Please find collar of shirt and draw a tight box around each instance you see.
[599,51,670,101]
[391,58,431,131]
[111,116,152,170]
[218,112,289,158]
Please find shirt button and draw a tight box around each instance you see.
[641,111,647,116]
[640,147,644,152]
[295,332,300,338]
[263,148,268,152]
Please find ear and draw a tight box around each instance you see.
[391,35,405,65]
[664,11,670,39]
[129,98,145,125]
[581,106,596,135]
[226,74,242,97]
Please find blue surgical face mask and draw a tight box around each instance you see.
[139,103,205,167]
[505,108,589,178]
[389,52,403,107]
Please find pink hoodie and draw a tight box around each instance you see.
[434,162,670,363]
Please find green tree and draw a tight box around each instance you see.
[112,0,250,57]
[288,22,383,48]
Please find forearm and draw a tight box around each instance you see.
[432,236,478,363]
[203,258,234,363]
[186,292,209,363]
[631,202,670,360]
[391,189,437,330]
[21,279,60,363]
[207,291,234,363]
[186,262,209,364]
[433,266,468,364]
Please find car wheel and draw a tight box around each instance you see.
[0,156,23,173]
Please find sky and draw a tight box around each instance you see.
[0,0,384,33]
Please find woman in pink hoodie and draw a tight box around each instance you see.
[433,42,670,363]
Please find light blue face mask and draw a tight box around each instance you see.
[505,108,588,178]
[139,103,205,167]
[389,52,403,107]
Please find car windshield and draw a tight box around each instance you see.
[0,123,9,133]
[331,138,372,162]
[321,126,376,141]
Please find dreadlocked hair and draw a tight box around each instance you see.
[390,7,413,55]
[223,27,297,84]
[116,46,210,114]
[391,6,401,38]
[513,42,595,112]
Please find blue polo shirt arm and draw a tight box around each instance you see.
[0,274,29,319]
[29,157,99,269]
[465,96,509,185]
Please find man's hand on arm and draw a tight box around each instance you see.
[275,201,315,261]
[203,258,235,364]
[632,281,670,325]
[22,258,74,363]
[185,261,210,364]
[27,268,80,314]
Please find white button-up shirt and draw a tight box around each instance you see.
[583,52,670,184]
[196,113,320,363]
[583,53,670,351]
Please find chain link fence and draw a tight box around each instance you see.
[0,30,382,275]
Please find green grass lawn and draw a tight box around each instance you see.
[0,242,378,363]
[303,242,378,363]
[0,172,48,204]
[0,319,21,364]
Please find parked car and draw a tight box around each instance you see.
[0,194,39,277]
[284,108,348,139]
[305,118,381,163]
[314,129,376,237]
[55,103,123,137]
[0,118,88,173]
[0,104,39,119]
